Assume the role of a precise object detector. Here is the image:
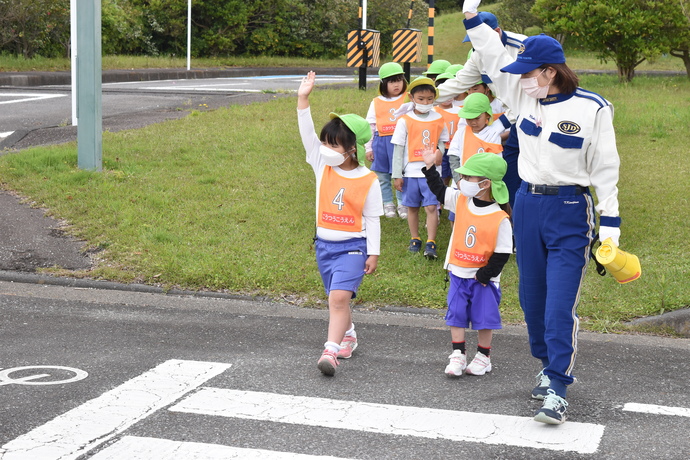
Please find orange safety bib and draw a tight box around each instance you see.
[317,166,377,232]
[403,114,446,162]
[374,95,405,136]
[435,107,461,149]
[449,199,508,268]
[461,125,504,165]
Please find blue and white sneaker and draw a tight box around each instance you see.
[531,369,551,400]
[534,389,568,424]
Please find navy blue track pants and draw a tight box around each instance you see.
[513,182,595,395]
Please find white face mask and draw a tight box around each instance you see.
[319,145,346,167]
[459,179,487,198]
[415,102,434,114]
[520,68,550,99]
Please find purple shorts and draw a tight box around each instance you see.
[445,273,503,330]
[315,237,368,299]
[402,177,439,208]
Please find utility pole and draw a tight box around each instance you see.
[76,0,103,171]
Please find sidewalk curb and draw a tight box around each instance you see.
[0,68,684,88]
[0,269,444,319]
[0,67,410,87]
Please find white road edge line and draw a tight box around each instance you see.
[0,93,66,105]
[0,359,231,460]
[623,403,690,418]
[89,435,351,460]
[0,132,14,139]
[170,388,605,454]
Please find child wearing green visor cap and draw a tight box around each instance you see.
[421,149,513,378]
[297,72,383,376]
[447,92,510,186]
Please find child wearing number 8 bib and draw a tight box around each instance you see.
[422,150,513,377]
[297,72,383,377]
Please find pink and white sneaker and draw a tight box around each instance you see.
[317,349,339,376]
[465,352,492,375]
[337,335,358,359]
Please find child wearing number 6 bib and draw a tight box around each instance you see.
[297,71,383,377]
[422,150,513,377]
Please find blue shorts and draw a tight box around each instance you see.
[445,273,503,330]
[370,133,395,173]
[402,177,439,208]
[315,237,368,298]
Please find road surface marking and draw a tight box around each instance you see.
[0,131,13,139]
[623,403,690,418]
[0,93,66,105]
[89,436,350,460]
[0,366,88,386]
[0,359,231,460]
[169,388,605,454]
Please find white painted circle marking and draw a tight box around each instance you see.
[0,366,88,386]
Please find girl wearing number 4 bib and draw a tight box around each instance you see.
[422,150,513,378]
[297,71,383,377]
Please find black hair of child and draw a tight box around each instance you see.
[410,83,437,96]
[379,74,407,98]
[320,118,358,163]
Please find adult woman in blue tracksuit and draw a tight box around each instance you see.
[461,0,622,424]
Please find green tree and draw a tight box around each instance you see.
[533,0,687,81]
[496,0,540,35]
[102,0,157,55]
[669,0,690,78]
[0,0,70,58]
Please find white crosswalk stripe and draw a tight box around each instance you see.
[89,436,350,460]
[169,387,605,454]
[623,403,690,418]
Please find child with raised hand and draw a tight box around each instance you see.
[365,62,408,219]
[447,92,510,185]
[297,71,383,376]
[421,149,513,377]
[391,77,450,260]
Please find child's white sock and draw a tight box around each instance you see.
[324,341,341,354]
[345,323,356,338]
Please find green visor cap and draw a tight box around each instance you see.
[445,64,464,75]
[455,152,509,204]
[457,92,492,119]
[436,72,456,82]
[329,113,372,164]
[423,59,450,76]
[379,62,404,80]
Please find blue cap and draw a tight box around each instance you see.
[500,34,566,74]
[463,12,499,43]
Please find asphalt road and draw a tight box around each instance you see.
[0,69,689,459]
[1,280,689,459]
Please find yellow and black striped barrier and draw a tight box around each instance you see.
[392,28,422,63]
[347,29,380,68]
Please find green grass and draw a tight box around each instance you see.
[0,74,688,335]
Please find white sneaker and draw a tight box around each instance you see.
[444,350,466,377]
[384,203,396,218]
[397,205,408,219]
[465,352,492,375]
